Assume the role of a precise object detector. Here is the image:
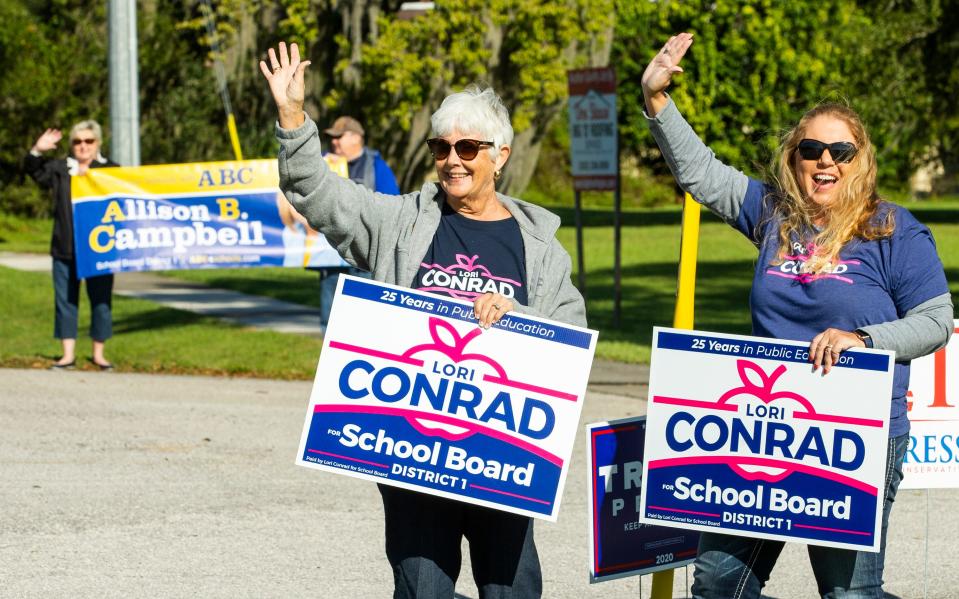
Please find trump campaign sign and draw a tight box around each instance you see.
[295,276,598,520]
[640,327,895,552]
[587,416,699,582]
[902,320,959,489]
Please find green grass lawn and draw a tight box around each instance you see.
[557,215,757,362]
[158,210,760,363]
[0,212,51,253]
[166,266,322,308]
[2,200,956,376]
[157,204,959,364]
[0,266,323,379]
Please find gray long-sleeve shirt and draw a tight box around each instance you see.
[275,114,586,328]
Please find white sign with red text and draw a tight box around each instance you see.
[902,320,959,489]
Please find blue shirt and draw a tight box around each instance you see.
[735,179,949,436]
[346,149,400,195]
[415,201,528,305]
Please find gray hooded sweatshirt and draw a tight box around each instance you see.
[276,115,586,328]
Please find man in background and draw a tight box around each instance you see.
[317,116,400,333]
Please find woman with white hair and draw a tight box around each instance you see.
[261,42,584,598]
[25,120,119,371]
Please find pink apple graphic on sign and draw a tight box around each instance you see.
[326,317,574,463]
[715,361,820,482]
[400,318,517,441]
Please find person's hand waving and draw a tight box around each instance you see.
[641,33,693,116]
[32,129,62,153]
[259,41,311,129]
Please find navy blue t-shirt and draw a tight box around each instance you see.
[415,202,528,305]
[734,178,949,436]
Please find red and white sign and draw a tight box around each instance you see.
[902,320,959,489]
[567,68,617,191]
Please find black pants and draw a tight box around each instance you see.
[379,485,542,599]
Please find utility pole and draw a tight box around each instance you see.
[108,0,140,166]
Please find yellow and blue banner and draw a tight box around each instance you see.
[70,159,348,279]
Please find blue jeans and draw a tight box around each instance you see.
[379,485,542,599]
[52,257,113,341]
[317,266,371,330]
[691,433,908,599]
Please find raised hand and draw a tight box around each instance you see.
[259,41,311,129]
[641,33,693,116]
[32,128,62,153]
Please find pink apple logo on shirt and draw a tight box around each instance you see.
[418,253,523,299]
[766,242,860,284]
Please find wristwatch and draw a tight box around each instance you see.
[854,329,873,348]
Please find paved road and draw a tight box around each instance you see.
[2,368,956,599]
[2,252,955,597]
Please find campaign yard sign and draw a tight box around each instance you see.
[640,327,895,552]
[295,276,598,521]
[587,416,699,582]
[902,320,959,489]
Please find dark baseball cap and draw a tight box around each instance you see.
[324,116,365,137]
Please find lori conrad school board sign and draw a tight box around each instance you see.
[640,327,895,552]
[295,276,598,521]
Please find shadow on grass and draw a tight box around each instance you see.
[112,306,231,335]
[551,206,721,228]
[582,260,755,343]
[905,207,959,224]
[172,274,320,308]
[584,256,958,347]
[549,205,959,228]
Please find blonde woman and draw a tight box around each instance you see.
[642,33,953,598]
[25,121,119,370]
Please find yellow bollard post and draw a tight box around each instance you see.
[226,113,244,161]
[673,192,700,330]
[650,192,701,598]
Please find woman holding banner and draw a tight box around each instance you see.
[25,121,119,371]
[261,42,585,598]
[642,33,953,598]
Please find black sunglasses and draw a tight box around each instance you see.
[797,139,858,164]
[426,138,494,161]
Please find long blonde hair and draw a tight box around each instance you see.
[769,103,894,273]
